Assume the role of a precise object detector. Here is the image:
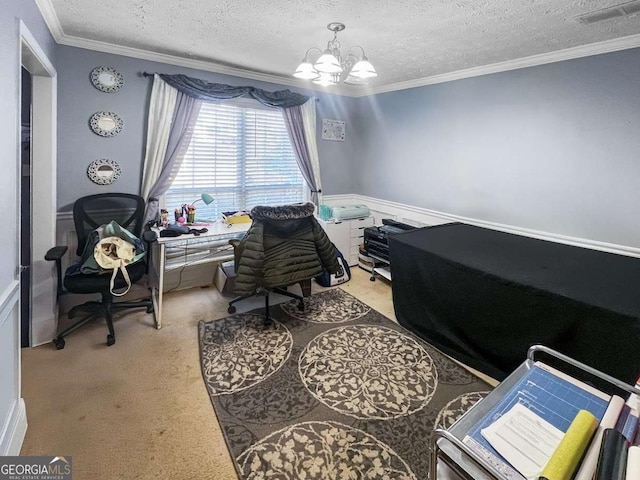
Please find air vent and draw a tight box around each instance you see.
[577,0,640,24]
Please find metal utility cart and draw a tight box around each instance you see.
[430,345,640,480]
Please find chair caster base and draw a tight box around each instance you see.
[228,305,236,314]
[370,276,376,281]
[107,334,115,346]
[54,337,65,350]
[146,305,154,314]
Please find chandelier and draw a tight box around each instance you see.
[293,22,377,86]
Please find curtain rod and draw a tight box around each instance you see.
[141,72,320,101]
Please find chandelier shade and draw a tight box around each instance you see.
[314,52,343,74]
[293,61,320,80]
[350,58,377,79]
[293,23,377,86]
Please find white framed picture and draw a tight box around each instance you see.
[322,119,345,141]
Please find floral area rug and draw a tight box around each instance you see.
[198,288,491,479]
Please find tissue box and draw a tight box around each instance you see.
[222,211,252,224]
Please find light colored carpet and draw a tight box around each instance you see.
[20,268,398,479]
[20,268,496,479]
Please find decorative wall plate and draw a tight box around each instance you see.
[87,158,121,185]
[89,111,123,137]
[90,66,124,93]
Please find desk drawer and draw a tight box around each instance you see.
[349,217,374,236]
[350,236,364,247]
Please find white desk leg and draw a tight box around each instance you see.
[151,242,165,329]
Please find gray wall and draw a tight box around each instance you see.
[56,46,359,210]
[1,0,56,453]
[353,48,640,248]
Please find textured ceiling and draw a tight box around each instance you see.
[47,0,640,93]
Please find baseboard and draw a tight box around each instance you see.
[0,398,27,456]
[31,317,57,347]
[323,194,640,258]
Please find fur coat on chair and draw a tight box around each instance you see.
[233,203,339,295]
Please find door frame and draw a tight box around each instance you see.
[18,20,57,348]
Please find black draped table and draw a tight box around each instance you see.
[389,223,640,384]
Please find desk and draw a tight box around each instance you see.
[149,222,249,329]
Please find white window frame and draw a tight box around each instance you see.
[162,97,308,219]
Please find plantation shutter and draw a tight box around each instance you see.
[165,100,304,222]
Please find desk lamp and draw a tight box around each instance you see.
[192,192,214,206]
[182,193,214,224]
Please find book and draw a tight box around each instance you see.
[594,428,628,480]
[614,404,631,432]
[462,362,610,480]
[621,408,639,443]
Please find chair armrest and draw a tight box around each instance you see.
[45,246,68,296]
[45,246,68,261]
[229,239,243,272]
[142,231,157,243]
[141,231,157,274]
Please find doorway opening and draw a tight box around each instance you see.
[20,67,32,348]
[19,21,57,347]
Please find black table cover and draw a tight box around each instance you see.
[389,223,640,384]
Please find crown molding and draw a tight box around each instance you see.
[34,0,640,98]
[366,33,640,96]
[59,33,343,93]
[33,0,357,96]
[33,0,64,40]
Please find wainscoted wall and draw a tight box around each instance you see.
[0,281,26,456]
[350,47,640,251]
[323,194,640,258]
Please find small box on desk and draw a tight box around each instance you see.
[222,211,252,225]
[214,260,237,294]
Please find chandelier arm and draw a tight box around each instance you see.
[343,53,358,72]
[348,45,367,60]
[303,47,324,62]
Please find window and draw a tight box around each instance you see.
[165,100,304,221]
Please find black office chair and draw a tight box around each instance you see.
[227,203,340,323]
[46,193,155,349]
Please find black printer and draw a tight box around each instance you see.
[364,219,416,260]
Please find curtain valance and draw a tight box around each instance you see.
[157,73,309,108]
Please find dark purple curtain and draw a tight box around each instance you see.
[143,91,202,224]
[283,105,320,206]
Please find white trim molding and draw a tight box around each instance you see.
[0,281,24,456]
[34,0,640,98]
[323,194,640,258]
[0,399,27,456]
[33,0,64,40]
[371,33,640,95]
[20,19,59,347]
[0,281,20,329]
